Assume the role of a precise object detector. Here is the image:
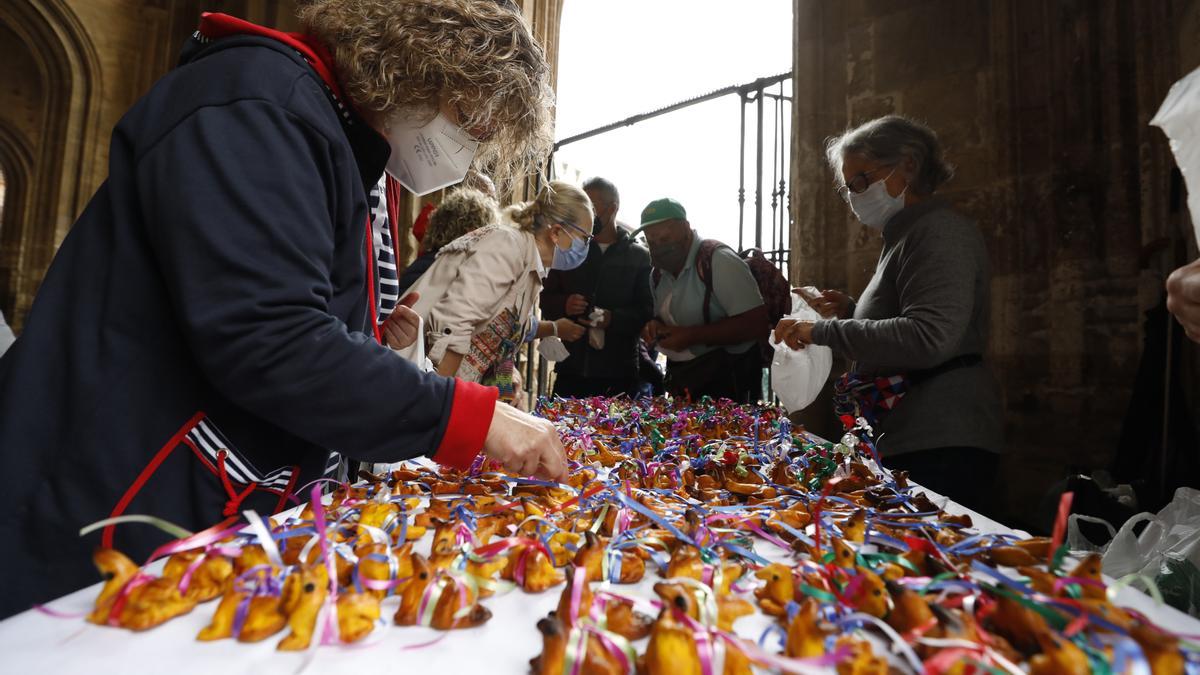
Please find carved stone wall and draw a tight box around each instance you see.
[791,0,1200,525]
[0,0,563,327]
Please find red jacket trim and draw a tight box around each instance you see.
[198,13,344,99]
[102,411,206,548]
[431,380,498,470]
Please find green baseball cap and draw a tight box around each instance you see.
[639,198,687,228]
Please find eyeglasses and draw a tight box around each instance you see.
[558,221,594,244]
[835,166,894,201]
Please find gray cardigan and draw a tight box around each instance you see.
[811,199,1003,456]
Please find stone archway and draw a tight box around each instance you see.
[0,121,35,326]
[0,0,102,330]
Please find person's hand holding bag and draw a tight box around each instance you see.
[382,292,422,350]
[770,296,833,412]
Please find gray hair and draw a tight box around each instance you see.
[582,176,620,205]
[825,115,954,195]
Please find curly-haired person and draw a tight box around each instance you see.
[0,0,566,618]
[397,186,500,296]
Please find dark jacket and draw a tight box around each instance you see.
[398,250,437,296]
[0,24,494,618]
[811,200,1002,456]
[540,231,653,380]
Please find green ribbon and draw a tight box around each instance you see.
[796,583,838,603]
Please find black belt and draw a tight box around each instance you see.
[908,354,982,385]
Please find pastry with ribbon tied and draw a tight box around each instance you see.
[197,591,282,643]
[553,567,653,641]
[986,594,1050,654]
[87,548,140,625]
[544,530,582,565]
[428,517,466,570]
[276,563,329,651]
[832,636,888,675]
[753,563,794,617]
[231,544,272,576]
[530,615,625,675]
[336,589,381,643]
[162,549,234,603]
[394,553,491,630]
[503,539,563,593]
[198,587,246,641]
[114,575,200,631]
[1028,630,1090,675]
[643,582,751,675]
[882,578,934,635]
[355,541,411,599]
[785,597,830,659]
[86,548,199,631]
[573,531,644,584]
[665,546,744,596]
[530,570,642,674]
[841,567,888,619]
[228,568,289,642]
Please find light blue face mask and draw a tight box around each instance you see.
[551,223,590,271]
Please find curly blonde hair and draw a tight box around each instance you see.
[505,180,594,234]
[424,188,499,251]
[298,0,554,191]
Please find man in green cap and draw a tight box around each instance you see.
[638,198,768,402]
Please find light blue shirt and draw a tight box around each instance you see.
[651,230,763,358]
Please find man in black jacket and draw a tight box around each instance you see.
[0,3,565,619]
[541,178,653,397]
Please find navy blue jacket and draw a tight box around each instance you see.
[0,28,495,618]
[540,231,653,380]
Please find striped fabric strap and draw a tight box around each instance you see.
[186,418,294,490]
[369,179,400,320]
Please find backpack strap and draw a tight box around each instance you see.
[695,239,727,325]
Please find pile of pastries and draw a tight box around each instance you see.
[85,396,1193,674]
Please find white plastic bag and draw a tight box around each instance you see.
[1151,65,1200,244]
[769,295,833,412]
[1069,487,1200,616]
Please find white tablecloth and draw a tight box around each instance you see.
[1,485,1197,674]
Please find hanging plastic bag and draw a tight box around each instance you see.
[1151,64,1200,243]
[1068,487,1200,617]
[769,294,833,412]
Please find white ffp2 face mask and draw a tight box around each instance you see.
[847,169,906,229]
[384,111,480,197]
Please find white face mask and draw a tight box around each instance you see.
[847,169,906,229]
[383,111,480,197]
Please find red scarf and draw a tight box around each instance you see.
[198,12,344,99]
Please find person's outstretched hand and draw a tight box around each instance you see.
[482,402,567,482]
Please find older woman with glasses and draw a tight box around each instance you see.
[775,115,1003,512]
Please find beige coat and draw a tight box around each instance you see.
[400,221,544,382]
